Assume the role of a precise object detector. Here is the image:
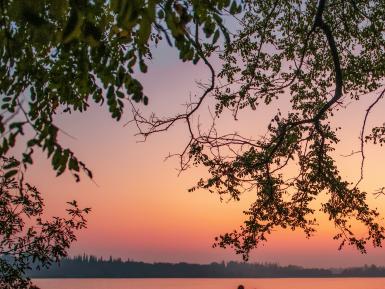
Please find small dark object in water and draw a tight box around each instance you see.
[238,285,245,289]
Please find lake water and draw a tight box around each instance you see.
[34,278,385,289]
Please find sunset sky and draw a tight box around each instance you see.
[21,40,385,269]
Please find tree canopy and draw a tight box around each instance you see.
[205,0,385,259]
[0,157,90,289]
[1,1,385,287]
[0,0,239,287]
[0,0,239,179]
[132,0,385,260]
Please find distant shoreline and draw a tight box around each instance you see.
[28,256,385,279]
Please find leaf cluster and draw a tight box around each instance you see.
[0,157,90,289]
[0,0,240,178]
[184,0,385,259]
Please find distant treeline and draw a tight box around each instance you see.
[27,255,385,278]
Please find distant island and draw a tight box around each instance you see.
[27,255,385,278]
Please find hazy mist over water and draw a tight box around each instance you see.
[34,278,385,289]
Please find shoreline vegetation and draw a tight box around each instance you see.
[28,255,385,279]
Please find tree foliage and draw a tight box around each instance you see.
[0,157,90,289]
[133,0,385,260]
[201,0,385,259]
[0,0,239,287]
[0,0,239,179]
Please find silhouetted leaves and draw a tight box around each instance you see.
[0,0,240,179]
[183,0,385,260]
[0,4,240,286]
[0,157,90,289]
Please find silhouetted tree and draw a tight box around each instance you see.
[133,0,385,260]
[0,1,239,287]
[0,0,239,178]
[0,157,90,289]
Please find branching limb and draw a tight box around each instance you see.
[355,88,385,187]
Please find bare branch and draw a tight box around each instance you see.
[355,88,385,187]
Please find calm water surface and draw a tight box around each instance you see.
[34,278,385,289]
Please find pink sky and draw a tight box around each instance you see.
[21,44,385,268]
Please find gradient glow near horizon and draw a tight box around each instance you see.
[23,42,385,269]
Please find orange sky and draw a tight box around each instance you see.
[21,44,385,268]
